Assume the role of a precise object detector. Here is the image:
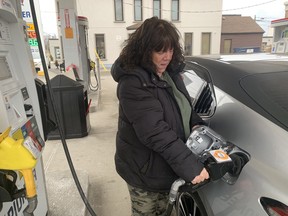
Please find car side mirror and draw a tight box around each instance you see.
[182,61,216,118]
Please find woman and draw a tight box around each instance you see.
[111,17,209,216]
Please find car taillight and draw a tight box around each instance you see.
[260,197,288,216]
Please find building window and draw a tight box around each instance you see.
[201,33,211,55]
[171,0,179,21]
[134,0,142,21]
[95,34,106,59]
[54,46,61,59]
[153,0,161,18]
[114,0,124,21]
[184,33,193,56]
[281,29,288,39]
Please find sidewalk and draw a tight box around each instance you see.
[42,71,131,216]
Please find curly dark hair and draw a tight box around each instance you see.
[119,17,184,72]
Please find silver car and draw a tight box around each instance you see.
[180,56,288,216]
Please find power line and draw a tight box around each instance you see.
[124,0,278,14]
[222,0,278,13]
[42,0,279,15]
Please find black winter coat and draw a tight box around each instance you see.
[111,59,205,192]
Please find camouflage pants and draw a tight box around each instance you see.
[127,184,175,216]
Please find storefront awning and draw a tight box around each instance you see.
[271,18,288,28]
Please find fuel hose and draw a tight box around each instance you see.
[28,1,97,215]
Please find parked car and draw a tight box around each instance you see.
[180,56,288,216]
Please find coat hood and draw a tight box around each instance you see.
[111,58,126,83]
[111,58,148,83]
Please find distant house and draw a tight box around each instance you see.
[221,15,265,54]
[262,36,274,53]
[48,38,63,64]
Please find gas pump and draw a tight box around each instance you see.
[58,0,100,96]
[59,1,91,89]
[0,0,48,215]
[77,16,92,90]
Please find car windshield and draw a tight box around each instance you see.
[240,71,288,129]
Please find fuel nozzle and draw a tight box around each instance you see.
[221,143,251,185]
[186,126,251,185]
[0,127,38,215]
[204,142,250,185]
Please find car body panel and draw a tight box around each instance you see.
[185,57,288,131]
[201,86,288,216]
[183,56,288,216]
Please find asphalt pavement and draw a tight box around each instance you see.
[42,70,131,216]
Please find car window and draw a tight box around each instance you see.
[240,71,288,129]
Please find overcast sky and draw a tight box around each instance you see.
[39,0,287,35]
[223,0,286,35]
[223,0,285,19]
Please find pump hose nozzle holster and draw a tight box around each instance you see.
[0,170,26,211]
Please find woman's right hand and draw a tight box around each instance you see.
[191,168,209,184]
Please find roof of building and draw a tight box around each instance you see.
[126,22,143,30]
[222,15,265,34]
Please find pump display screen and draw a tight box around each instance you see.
[0,56,12,81]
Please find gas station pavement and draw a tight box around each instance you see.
[42,71,131,216]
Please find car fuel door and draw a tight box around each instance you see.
[182,61,216,119]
